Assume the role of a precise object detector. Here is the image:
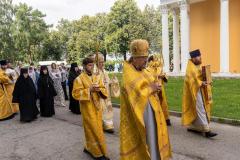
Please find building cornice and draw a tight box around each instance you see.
[160,0,206,6]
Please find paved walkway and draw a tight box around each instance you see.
[0,106,240,160]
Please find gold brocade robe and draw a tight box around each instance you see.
[4,68,19,113]
[120,62,172,160]
[0,69,18,120]
[5,80,19,114]
[72,72,108,157]
[160,83,170,120]
[182,60,211,126]
[146,66,170,121]
[99,70,114,130]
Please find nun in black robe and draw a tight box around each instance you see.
[68,63,81,114]
[37,66,57,117]
[12,68,39,122]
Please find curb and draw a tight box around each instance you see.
[112,103,240,126]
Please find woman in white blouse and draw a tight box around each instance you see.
[50,63,66,107]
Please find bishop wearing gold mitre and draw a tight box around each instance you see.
[89,53,120,134]
[120,39,172,160]
[72,57,110,160]
[147,54,171,126]
[182,49,217,138]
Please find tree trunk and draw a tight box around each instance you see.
[124,52,127,60]
[103,52,107,61]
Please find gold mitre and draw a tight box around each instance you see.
[97,53,104,62]
[88,52,104,62]
[130,39,149,57]
[148,54,164,67]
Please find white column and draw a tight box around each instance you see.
[172,8,180,73]
[161,5,170,72]
[220,0,229,73]
[180,0,190,73]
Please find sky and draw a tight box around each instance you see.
[13,0,160,26]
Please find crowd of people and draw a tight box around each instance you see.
[0,60,83,122]
[0,39,218,160]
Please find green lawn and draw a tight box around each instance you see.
[109,73,240,120]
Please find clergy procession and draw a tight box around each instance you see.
[2,0,240,159]
[0,38,220,160]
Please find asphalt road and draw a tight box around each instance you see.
[0,106,240,160]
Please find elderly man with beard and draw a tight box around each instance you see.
[120,39,172,160]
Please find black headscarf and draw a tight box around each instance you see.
[12,68,37,103]
[70,63,78,72]
[38,65,56,98]
[40,66,49,76]
[20,68,28,74]
[68,63,80,85]
[38,65,54,85]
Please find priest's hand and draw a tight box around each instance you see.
[94,87,100,92]
[90,84,100,92]
[158,75,164,79]
[202,81,208,86]
[150,82,162,93]
[90,85,95,92]
[202,81,212,87]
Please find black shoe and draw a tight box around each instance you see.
[187,128,202,134]
[95,156,110,160]
[84,148,110,160]
[205,131,218,138]
[166,119,171,126]
[83,148,95,159]
[104,129,114,134]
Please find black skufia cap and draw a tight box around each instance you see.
[190,49,201,58]
[0,60,7,66]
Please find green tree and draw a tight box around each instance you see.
[106,0,145,60]
[65,14,109,63]
[0,0,177,64]
[66,16,96,63]
[141,5,162,53]
[55,19,74,60]
[67,31,95,63]
[41,31,64,61]
[12,3,49,63]
[0,0,15,61]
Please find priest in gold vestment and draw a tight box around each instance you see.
[72,57,110,160]
[182,49,217,138]
[147,55,171,126]
[89,53,118,133]
[120,39,172,160]
[6,60,19,114]
[0,60,18,121]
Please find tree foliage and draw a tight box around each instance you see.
[105,0,144,60]
[0,0,15,60]
[12,3,49,63]
[0,0,174,64]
